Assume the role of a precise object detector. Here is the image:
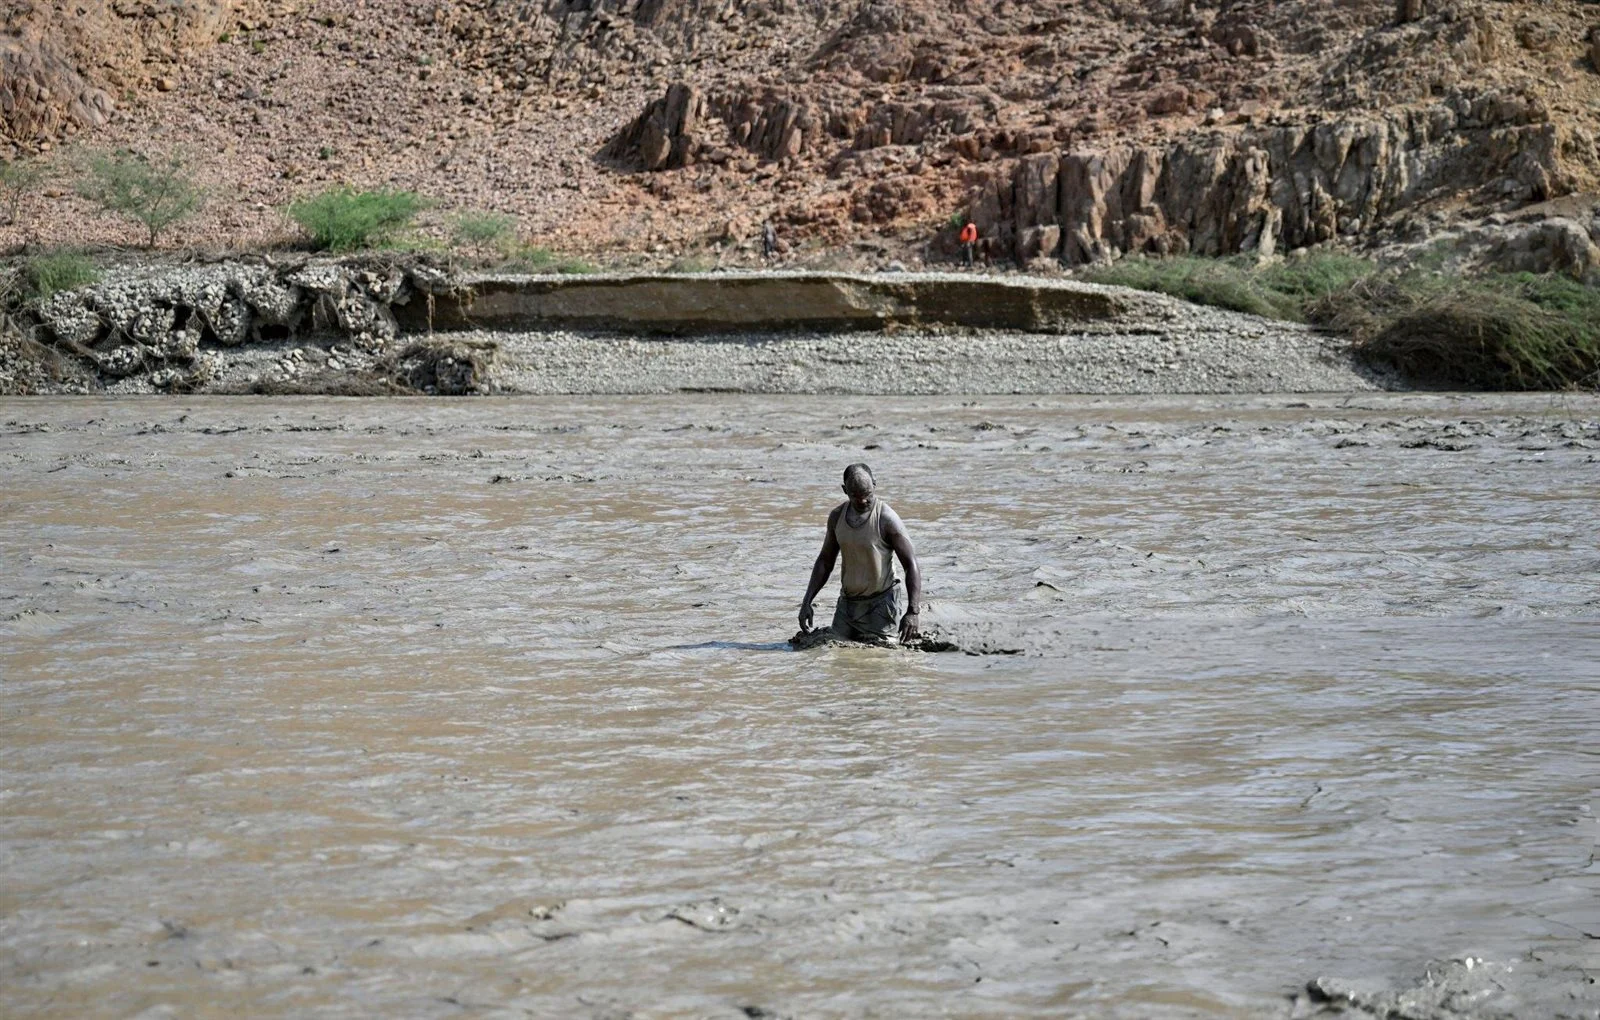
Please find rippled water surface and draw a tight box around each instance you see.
[2,394,1598,1018]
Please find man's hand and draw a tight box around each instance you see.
[798,600,814,633]
[899,609,920,645]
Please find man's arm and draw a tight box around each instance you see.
[882,508,922,642]
[798,507,842,632]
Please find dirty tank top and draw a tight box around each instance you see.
[836,499,895,597]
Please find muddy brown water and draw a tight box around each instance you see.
[2,394,1597,1018]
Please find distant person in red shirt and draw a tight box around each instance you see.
[959,221,978,267]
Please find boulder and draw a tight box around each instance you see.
[603,82,708,170]
[1481,216,1600,279]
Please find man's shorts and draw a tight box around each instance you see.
[831,581,906,643]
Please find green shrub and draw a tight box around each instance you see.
[22,253,100,302]
[286,188,425,251]
[76,149,204,247]
[450,211,519,255]
[1315,271,1600,390]
[1078,252,1596,388]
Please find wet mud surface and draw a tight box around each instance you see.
[2,393,1598,1017]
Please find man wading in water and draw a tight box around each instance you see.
[794,463,923,647]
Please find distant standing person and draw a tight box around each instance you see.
[797,463,923,645]
[959,220,978,268]
[762,221,778,260]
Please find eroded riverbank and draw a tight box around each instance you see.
[2,264,1393,395]
[2,393,1597,1018]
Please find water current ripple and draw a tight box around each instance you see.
[1,393,1597,1018]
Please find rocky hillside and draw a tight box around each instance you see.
[1,0,1597,267]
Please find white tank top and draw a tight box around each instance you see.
[836,500,895,597]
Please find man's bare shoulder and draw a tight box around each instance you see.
[878,501,910,535]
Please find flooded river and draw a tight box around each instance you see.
[2,394,1597,1018]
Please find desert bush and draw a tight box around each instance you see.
[287,188,425,251]
[450,211,519,256]
[0,158,47,226]
[76,149,204,247]
[1079,252,1597,388]
[22,252,99,302]
[1313,271,1600,390]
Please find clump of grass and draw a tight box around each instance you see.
[1082,252,1596,388]
[22,252,99,302]
[76,149,204,248]
[450,211,519,257]
[502,245,595,274]
[664,253,716,274]
[1313,271,1600,390]
[286,188,425,252]
[1079,252,1374,322]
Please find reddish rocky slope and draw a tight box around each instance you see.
[1,0,1597,266]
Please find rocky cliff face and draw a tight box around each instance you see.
[975,86,1598,266]
[0,1,237,147]
[592,0,1600,271]
[0,0,1596,265]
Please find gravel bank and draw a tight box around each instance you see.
[482,307,1390,395]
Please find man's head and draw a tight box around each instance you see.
[842,462,876,512]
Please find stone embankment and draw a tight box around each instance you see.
[2,259,1390,396]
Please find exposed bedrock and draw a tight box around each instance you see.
[974,88,1599,265]
[0,0,236,146]
[603,81,1000,170]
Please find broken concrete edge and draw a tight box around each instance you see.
[405,270,1139,335]
[5,259,1194,395]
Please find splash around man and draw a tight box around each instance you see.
[794,463,923,646]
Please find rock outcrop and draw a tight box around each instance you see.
[604,83,709,171]
[0,37,113,143]
[606,83,996,172]
[970,88,1598,265]
[0,0,239,148]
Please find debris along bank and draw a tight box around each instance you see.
[1,258,1388,396]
